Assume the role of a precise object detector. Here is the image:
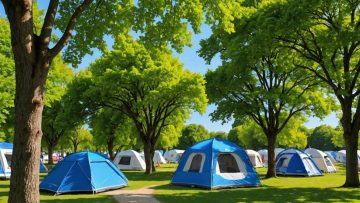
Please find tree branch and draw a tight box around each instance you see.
[50,0,93,57]
[40,0,59,51]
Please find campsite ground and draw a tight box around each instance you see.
[0,164,359,203]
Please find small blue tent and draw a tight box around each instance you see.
[171,138,260,189]
[0,142,13,179]
[276,148,323,176]
[40,151,128,194]
[39,160,48,173]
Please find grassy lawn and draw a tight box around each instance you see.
[0,163,359,203]
[154,165,360,203]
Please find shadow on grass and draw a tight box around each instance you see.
[40,196,115,203]
[154,184,360,203]
[123,171,174,182]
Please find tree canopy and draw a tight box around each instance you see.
[71,34,207,173]
[177,124,210,149]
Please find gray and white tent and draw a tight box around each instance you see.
[257,148,284,166]
[113,150,146,171]
[305,148,336,173]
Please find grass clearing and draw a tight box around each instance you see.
[154,165,360,203]
[0,163,359,203]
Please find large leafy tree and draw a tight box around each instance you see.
[203,44,330,177]
[0,0,206,201]
[90,108,137,160]
[231,0,360,187]
[78,35,207,174]
[308,125,341,151]
[178,124,210,149]
[228,119,308,150]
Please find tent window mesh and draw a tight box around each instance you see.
[188,154,202,172]
[119,156,131,165]
[218,154,240,173]
[5,154,12,167]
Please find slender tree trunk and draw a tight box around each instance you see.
[144,142,153,174]
[73,143,78,152]
[343,131,360,187]
[47,145,54,165]
[107,139,115,160]
[151,144,156,172]
[265,134,277,178]
[340,101,360,187]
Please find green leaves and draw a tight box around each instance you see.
[55,0,204,66]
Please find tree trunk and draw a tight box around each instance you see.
[343,131,360,187]
[47,145,54,165]
[265,135,277,178]
[73,143,78,152]
[5,1,50,202]
[151,144,156,172]
[144,142,153,174]
[107,139,115,160]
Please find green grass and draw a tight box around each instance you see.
[0,164,359,203]
[154,165,360,203]
[0,174,116,203]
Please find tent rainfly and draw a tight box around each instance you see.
[304,148,336,173]
[276,148,323,176]
[40,151,128,194]
[113,150,146,171]
[324,151,337,163]
[245,150,264,167]
[171,138,261,189]
[153,150,167,164]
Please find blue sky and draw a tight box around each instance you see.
[0,2,339,132]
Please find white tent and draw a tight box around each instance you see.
[139,150,167,165]
[164,149,184,163]
[305,148,336,173]
[113,150,146,170]
[0,148,12,179]
[246,150,264,167]
[336,150,346,163]
[153,150,166,164]
[257,148,284,166]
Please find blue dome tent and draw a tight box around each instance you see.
[40,151,128,194]
[171,138,260,189]
[275,148,323,176]
[0,142,13,179]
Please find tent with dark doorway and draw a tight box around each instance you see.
[113,150,146,170]
[275,148,323,176]
[171,138,260,189]
[40,151,128,194]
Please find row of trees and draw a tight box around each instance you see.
[0,0,359,202]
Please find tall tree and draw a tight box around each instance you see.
[0,1,205,201]
[203,46,330,177]
[235,0,360,187]
[77,35,207,174]
[90,108,137,160]
[178,124,210,149]
[308,125,341,151]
